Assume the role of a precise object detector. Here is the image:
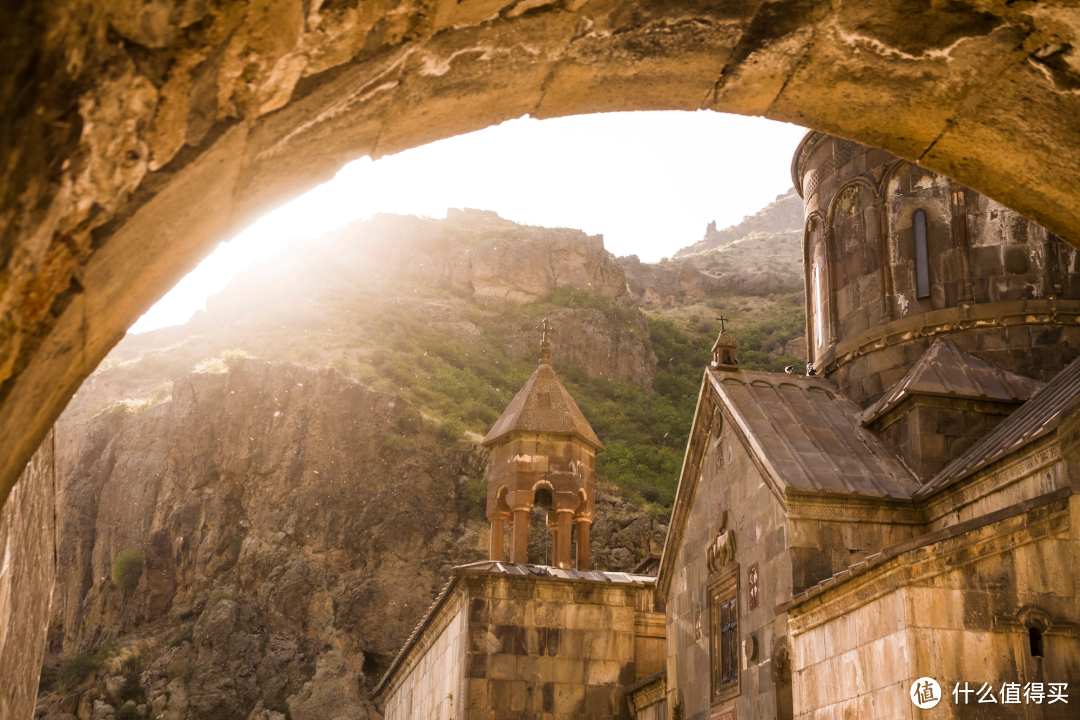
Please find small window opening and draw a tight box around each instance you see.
[1029,627,1044,657]
[914,209,930,299]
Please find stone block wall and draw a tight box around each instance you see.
[666,417,791,720]
[381,591,468,720]
[460,572,662,719]
[788,517,915,596]
[789,495,1078,719]
[876,401,1013,483]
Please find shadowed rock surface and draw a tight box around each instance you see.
[36,358,665,719]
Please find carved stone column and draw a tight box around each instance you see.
[510,507,531,564]
[489,515,507,562]
[951,181,975,304]
[575,519,591,571]
[555,510,573,569]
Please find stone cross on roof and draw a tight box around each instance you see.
[717,316,728,333]
[537,318,555,363]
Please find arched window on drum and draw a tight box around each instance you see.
[813,264,825,350]
[914,209,930,299]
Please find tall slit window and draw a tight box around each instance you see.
[813,264,824,348]
[914,209,930,298]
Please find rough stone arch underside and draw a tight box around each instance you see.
[4,0,1080,510]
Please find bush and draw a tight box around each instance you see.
[112,548,143,595]
[56,646,115,693]
[438,418,466,442]
[56,653,98,693]
[465,477,487,503]
[116,705,139,720]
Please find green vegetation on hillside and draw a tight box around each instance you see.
[112,548,144,595]
[327,287,805,510]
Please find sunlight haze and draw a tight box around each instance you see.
[131,111,805,333]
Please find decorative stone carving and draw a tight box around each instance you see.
[707,512,736,574]
[772,644,792,683]
[747,563,760,611]
[669,690,683,720]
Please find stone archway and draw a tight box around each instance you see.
[4,0,1080,515]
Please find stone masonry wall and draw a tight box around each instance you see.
[789,496,1078,719]
[460,572,663,719]
[381,592,467,720]
[799,134,1080,407]
[666,413,791,720]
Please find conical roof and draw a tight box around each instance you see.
[481,363,603,450]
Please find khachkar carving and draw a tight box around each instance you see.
[707,511,736,573]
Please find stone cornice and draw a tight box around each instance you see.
[785,491,921,525]
[817,299,1080,376]
[783,490,1072,633]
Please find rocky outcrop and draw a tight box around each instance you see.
[318,210,629,304]
[38,359,662,719]
[619,256,716,306]
[502,307,656,386]
[676,188,804,257]
[0,431,56,720]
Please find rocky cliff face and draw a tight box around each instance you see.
[37,359,665,720]
[332,209,629,304]
[675,187,804,257]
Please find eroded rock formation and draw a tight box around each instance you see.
[37,358,665,719]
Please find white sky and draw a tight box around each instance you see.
[131,111,806,333]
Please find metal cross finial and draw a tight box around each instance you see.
[537,318,555,346]
[717,316,727,333]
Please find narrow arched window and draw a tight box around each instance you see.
[1029,627,1044,657]
[914,209,930,298]
[813,264,824,348]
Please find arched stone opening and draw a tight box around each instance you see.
[5,1,1080,510]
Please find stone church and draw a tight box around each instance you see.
[373,132,1078,720]
[655,133,1079,720]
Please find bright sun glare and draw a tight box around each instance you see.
[131,111,806,334]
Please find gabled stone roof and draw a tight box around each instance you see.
[481,362,603,450]
[915,353,1080,497]
[711,369,920,499]
[860,339,1043,426]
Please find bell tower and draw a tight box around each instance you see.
[481,319,603,569]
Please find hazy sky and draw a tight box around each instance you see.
[131,111,806,333]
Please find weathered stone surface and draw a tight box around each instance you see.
[6,0,1080,519]
[796,133,1080,406]
[0,430,55,720]
[33,358,659,720]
